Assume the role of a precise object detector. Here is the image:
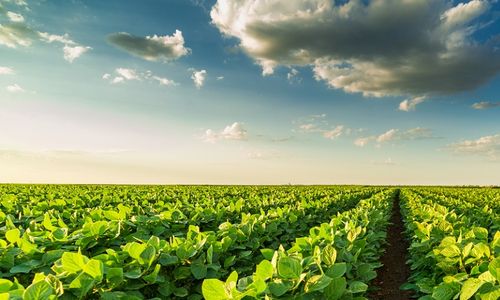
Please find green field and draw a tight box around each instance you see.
[0,185,498,299]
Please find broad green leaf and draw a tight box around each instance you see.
[5,229,20,244]
[106,267,123,285]
[202,279,229,300]
[326,263,347,278]
[325,277,346,300]
[83,259,103,280]
[277,257,302,279]
[460,278,484,300]
[191,263,207,280]
[432,283,457,300]
[321,244,337,266]
[255,260,273,280]
[488,257,500,282]
[349,281,368,293]
[269,281,290,296]
[0,279,13,293]
[305,275,332,293]
[23,281,54,300]
[61,252,87,273]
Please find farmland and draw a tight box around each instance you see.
[0,185,498,299]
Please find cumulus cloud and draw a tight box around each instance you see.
[102,67,178,87]
[0,14,90,62]
[216,76,224,80]
[287,68,301,84]
[116,68,140,81]
[0,66,14,74]
[6,11,23,22]
[202,122,247,143]
[399,96,426,112]
[191,69,207,89]
[211,0,500,97]
[153,76,177,86]
[63,45,91,63]
[6,83,23,92]
[472,101,500,110]
[0,22,38,47]
[447,134,500,161]
[108,30,190,62]
[356,127,435,147]
[323,125,344,140]
[295,114,347,140]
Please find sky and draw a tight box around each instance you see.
[0,0,499,185]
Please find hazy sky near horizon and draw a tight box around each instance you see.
[1,0,500,185]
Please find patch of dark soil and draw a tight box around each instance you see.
[368,190,412,300]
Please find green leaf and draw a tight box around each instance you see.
[191,263,207,280]
[106,267,123,285]
[305,275,332,292]
[69,273,95,298]
[326,263,347,278]
[269,281,290,296]
[349,281,368,293]
[61,252,87,273]
[83,259,103,280]
[325,277,346,300]
[488,257,500,282]
[144,264,161,284]
[432,283,457,300]
[202,279,229,300]
[23,281,54,300]
[321,244,337,266]
[0,279,13,293]
[255,260,273,280]
[5,229,20,244]
[459,278,484,300]
[277,257,302,280]
[260,249,274,260]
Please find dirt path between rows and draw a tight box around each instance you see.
[368,190,412,300]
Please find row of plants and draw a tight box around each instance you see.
[400,188,500,300]
[0,185,384,299]
[201,189,397,299]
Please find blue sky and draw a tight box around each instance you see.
[0,0,499,184]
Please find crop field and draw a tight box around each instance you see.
[0,185,498,300]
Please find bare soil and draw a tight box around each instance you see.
[368,190,412,300]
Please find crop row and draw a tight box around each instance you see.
[400,188,500,300]
[0,185,385,299]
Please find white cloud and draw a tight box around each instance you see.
[153,76,177,86]
[115,68,140,81]
[39,32,76,45]
[202,122,247,143]
[103,68,177,87]
[356,127,435,147]
[6,11,24,22]
[354,137,374,147]
[210,0,500,97]
[447,134,500,161]
[63,45,91,63]
[376,129,398,143]
[191,69,207,89]
[111,77,124,84]
[0,23,36,47]
[287,68,301,83]
[471,101,500,110]
[108,30,190,62]
[6,83,24,92]
[322,125,344,140]
[399,96,426,112]
[216,76,224,80]
[0,13,90,61]
[0,66,14,75]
